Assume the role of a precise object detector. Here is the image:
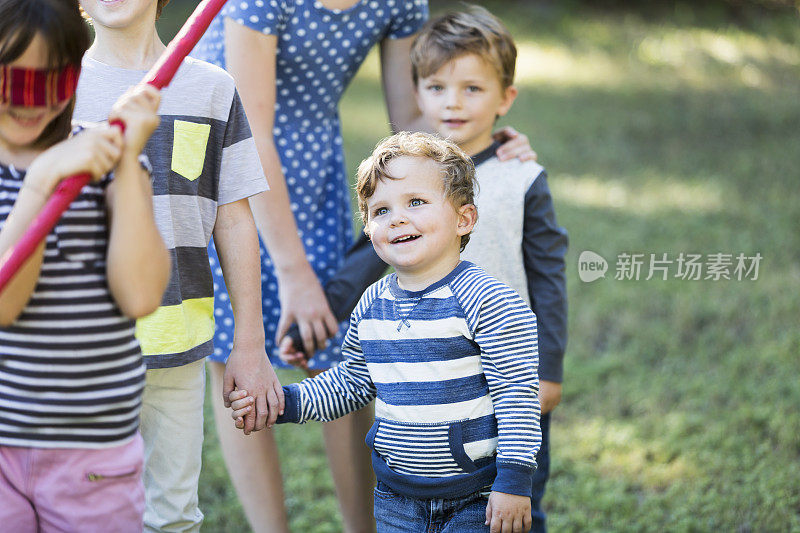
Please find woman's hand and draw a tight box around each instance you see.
[275,263,339,359]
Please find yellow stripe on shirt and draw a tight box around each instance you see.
[135,297,215,356]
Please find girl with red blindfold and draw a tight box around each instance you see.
[0,1,169,531]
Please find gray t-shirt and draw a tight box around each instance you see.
[75,56,268,369]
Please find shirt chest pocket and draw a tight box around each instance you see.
[171,120,211,181]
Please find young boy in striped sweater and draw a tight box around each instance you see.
[231,131,541,533]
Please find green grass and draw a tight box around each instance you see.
[171,2,800,531]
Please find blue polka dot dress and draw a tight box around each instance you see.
[194,0,428,369]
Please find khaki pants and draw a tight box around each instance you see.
[140,358,206,533]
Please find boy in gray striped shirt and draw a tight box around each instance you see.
[232,132,540,533]
[75,1,284,530]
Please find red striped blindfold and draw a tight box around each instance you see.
[0,64,80,107]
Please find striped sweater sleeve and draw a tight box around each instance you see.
[279,283,381,424]
[460,271,541,496]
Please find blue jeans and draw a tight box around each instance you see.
[531,412,551,533]
[373,412,551,533]
[373,482,490,533]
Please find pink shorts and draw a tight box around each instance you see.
[0,433,145,533]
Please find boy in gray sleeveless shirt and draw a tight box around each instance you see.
[410,7,568,532]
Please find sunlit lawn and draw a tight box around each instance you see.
[166,2,800,531]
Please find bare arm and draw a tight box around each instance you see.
[105,85,170,318]
[105,154,169,317]
[213,198,284,432]
[380,34,427,133]
[224,19,338,357]
[0,190,48,325]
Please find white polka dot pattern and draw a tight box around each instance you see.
[194,0,428,369]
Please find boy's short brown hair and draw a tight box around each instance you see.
[411,4,516,89]
[356,131,478,251]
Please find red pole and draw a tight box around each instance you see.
[0,0,228,294]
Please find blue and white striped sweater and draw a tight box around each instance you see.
[279,261,541,498]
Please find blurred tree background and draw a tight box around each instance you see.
[155,1,799,531]
[157,0,800,41]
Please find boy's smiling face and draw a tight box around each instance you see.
[415,53,517,156]
[365,156,476,289]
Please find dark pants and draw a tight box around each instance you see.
[531,411,551,533]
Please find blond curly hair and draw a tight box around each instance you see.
[355,131,478,251]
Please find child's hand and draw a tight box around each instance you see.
[223,347,284,433]
[108,84,161,157]
[229,389,256,431]
[539,380,562,414]
[493,126,537,162]
[485,491,532,533]
[278,336,309,369]
[25,125,123,194]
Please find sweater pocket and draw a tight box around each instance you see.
[367,418,479,477]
